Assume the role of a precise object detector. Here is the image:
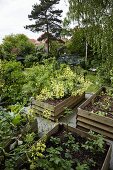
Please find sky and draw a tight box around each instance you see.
[0,0,69,43]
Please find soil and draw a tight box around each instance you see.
[84,91,113,119]
[19,124,109,170]
[44,96,70,106]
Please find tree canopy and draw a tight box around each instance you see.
[67,0,113,68]
[0,34,36,61]
[25,0,63,54]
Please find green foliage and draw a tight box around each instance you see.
[66,27,86,56]
[50,137,60,145]
[0,105,37,169]
[97,64,112,85]
[1,60,25,104]
[50,41,64,58]
[28,130,106,170]
[24,45,47,67]
[0,34,35,61]
[85,72,99,93]
[24,132,35,144]
[24,54,38,68]
[76,162,90,170]
[64,107,73,116]
[23,59,91,100]
[0,106,33,148]
[4,132,37,170]
[67,0,113,74]
[82,131,105,153]
[95,111,107,117]
[61,18,72,38]
[30,142,46,159]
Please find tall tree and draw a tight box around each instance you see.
[25,0,63,55]
[67,0,113,67]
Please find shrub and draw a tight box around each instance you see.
[1,61,25,104]
[23,59,91,100]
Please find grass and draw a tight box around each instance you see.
[85,72,100,93]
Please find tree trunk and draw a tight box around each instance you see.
[85,40,88,65]
[47,23,49,56]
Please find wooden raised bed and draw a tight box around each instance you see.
[45,124,112,170]
[32,93,85,120]
[77,87,113,139]
[17,124,112,170]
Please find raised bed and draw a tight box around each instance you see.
[18,124,112,170]
[32,93,85,120]
[77,87,113,139]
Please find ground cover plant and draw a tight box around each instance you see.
[84,87,113,119]
[18,125,109,170]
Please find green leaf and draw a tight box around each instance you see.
[12,114,21,125]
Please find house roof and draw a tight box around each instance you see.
[29,39,43,46]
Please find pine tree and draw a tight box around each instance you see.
[25,0,63,55]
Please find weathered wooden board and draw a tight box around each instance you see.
[77,87,113,139]
[32,93,85,120]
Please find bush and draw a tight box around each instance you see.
[97,64,112,85]
[23,59,91,100]
[0,34,36,61]
[1,61,25,105]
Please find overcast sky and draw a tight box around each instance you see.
[0,0,69,43]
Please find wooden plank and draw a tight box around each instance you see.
[77,116,113,133]
[77,108,113,127]
[54,93,85,116]
[63,124,94,139]
[32,100,55,111]
[33,107,54,118]
[79,87,105,109]
[77,121,113,139]
[32,105,45,112]
[32,105,54,116]
[101,144,112,170]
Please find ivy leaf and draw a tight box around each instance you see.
[54,157,61,164]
